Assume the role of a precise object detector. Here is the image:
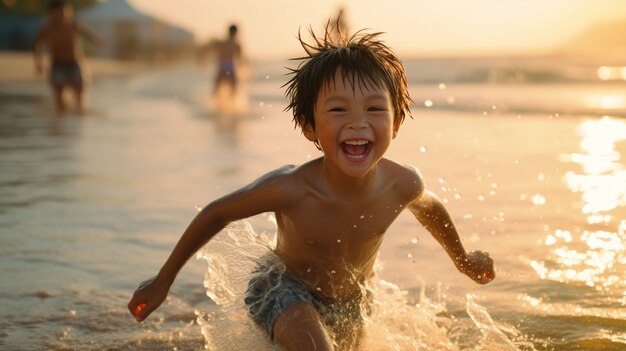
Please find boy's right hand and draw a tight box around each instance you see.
[127,276,171,322]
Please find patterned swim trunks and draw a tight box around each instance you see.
[50,60,83,86]
[244,253,371,349]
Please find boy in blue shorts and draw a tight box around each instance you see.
[34,0,102,114]
[129,22,495,350]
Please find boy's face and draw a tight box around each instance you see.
[303,69,399,178]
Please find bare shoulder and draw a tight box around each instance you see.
[246,164,298,191]
[381,159,425,201]
[241,164,304,204]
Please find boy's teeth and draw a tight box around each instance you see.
[344,140,368,145]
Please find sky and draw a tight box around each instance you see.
[130,0,626,59]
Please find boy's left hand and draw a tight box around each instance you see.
[457,250,495,284]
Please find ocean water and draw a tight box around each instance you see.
[0,57,624,350]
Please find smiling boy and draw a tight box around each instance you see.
[129,24,495,351]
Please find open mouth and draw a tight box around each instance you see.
[341,139,372,160]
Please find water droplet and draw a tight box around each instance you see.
[331,270,336,274]
[424,100,433,107]
[353,224,357,228]
[411,237,418,244]
[337,239,341,243]
[438,177,446,184]
[419,146,427,153]
[360,215,365,219]
[306,267,311,273]
[532,194,546,205]
[478,195,485,201]
[537,173,545,181]
[438,83,446,90]
[316,287,322,291]
[194,205,203,212]
[454,193,461,200]
[407,253,414,259]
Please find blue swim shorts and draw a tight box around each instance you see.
[244,254,370,348]
[50,61,83,87]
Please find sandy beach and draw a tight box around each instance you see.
[0,51,145,84]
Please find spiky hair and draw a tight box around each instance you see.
[283,21,413,131]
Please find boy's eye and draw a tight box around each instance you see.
[329,107,346,112]
[368,106,387,112]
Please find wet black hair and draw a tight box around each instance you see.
[229,24,238,36]
[284,20,413,133]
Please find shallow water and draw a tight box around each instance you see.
[0,59,625,350]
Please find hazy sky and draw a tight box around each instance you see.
[130,0,626,59]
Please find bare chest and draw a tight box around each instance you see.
[277,196,406,257]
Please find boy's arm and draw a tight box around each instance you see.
[128,165,298,321]
[407,171,494,284]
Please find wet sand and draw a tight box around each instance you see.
[0,51,145,83]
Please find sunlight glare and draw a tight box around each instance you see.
[532,117,626,291]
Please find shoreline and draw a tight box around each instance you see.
[0,51,148,84]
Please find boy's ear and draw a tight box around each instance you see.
[299,116,317,142]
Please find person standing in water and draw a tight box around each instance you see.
[34,0,103,114]
[198,24,243,97]
[129,22,495,350]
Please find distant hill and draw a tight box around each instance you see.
[556,18,626,60]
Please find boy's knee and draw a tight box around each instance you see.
[273,303,334,351]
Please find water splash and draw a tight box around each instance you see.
[194,220,522,350]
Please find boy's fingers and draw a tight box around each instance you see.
[132,302,147,316]
[132,302,149,322]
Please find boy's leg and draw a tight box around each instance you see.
[273,302,334,351]
[52,85,66,113]
[70,83,84,113]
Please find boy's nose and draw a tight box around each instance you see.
[347,112,368,129]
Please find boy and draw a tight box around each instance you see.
[128,24,495,351]
[34,0,102,114]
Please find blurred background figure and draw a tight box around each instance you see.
[34,0,103,114]
[197,23,248,116]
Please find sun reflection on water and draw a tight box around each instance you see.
[531,117,626,291]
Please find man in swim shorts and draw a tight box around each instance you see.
[199,24,242,96]
[34,0,102,114]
